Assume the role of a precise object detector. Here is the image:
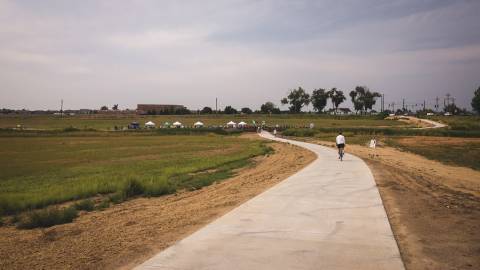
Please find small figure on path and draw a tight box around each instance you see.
[369,137,377,158]
[273,129,277,137]
[335,132,346,161]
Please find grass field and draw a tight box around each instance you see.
[424,115,480,130]
[0,133,271,216]
[0,114,409,130]
[386,137,480,170]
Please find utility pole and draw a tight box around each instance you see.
[215,98,218,114]
[435,96,439,112]
[402,98,405,111]
[423,100,426,111]
[60,99,64,117]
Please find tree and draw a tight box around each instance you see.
[100,105,108,111]
[224,106,237,114]
[112,104,119,110]
[349,88,364,113]
[311,88,328,113]
[363,90,381,111]
[472,86,480,114]
[281,87,310,113]
[260,102,276,114]
[349,86,381,113]
[241,107,253,114]
[327,88,346,113]
[201,106,213,114]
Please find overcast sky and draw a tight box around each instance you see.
[1,0,479,111]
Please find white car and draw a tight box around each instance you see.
[444,112,452,116]
[426,112,434,116]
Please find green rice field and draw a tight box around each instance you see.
[0,133,270,215]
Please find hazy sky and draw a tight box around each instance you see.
[1,0,479,111]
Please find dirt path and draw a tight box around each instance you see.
[388,116,447,129]
[0,141,316,270]
[296,137,480,270]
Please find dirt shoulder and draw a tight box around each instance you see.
[0,140,315,270]
[296,137,480,270]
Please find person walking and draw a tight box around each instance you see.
[369,137,377,158]
[273,129,277,137]
[336,132,346,161]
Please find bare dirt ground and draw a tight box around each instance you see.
[0,140,315,270]
[297,137,480,270]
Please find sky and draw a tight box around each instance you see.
[1,0,479,111]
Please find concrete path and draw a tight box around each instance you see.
[135,132,405,270]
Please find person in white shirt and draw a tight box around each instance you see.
[273,129,277,137]
[369,137,377,158]
[335,132,346,161]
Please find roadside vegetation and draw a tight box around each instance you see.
[423,115,480,131]
[385,137,480,170]
[0,113,410,131]
[0,133,272,228]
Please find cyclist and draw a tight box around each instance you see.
[335,132,346,161]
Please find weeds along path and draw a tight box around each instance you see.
[135,131,404,270]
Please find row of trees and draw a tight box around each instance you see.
[199,102,281,115]
[96,86,480,115]
[279,86,381,114]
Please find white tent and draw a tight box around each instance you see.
[194,121,204,128]
[226,121,236,128]
[163,121,171,127]
[238,121,247,128]
[173,121,182,128]
[145,121,156,128]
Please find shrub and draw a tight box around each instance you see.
[95,199,110,211]
[144,180,176,197]
[74,199,95,212]
[108,192,126,204]
[122,179,145,198]
[17,207,78,229]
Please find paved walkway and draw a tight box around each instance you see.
[135,132,405,270]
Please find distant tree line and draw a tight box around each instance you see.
[2,86,479,116]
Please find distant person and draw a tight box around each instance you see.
[336,132,346,161]
[273,129,277,137]
[369,137,377,158]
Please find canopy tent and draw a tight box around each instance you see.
[193,121,204,128]
[173,121,182,128]
[226,121,236,128]
[145,121,156,128]
[238,121,247,127]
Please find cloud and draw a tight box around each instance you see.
[0,0,478,110]
[105,28,211,50]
